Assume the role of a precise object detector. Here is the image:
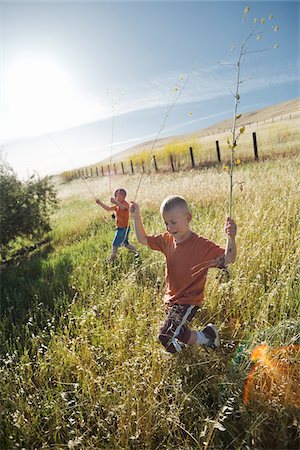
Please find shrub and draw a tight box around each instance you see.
[0,163,58,259]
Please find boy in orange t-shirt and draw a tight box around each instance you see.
[96,188,138,263]
[130,195,237,353]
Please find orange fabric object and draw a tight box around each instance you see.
[147,232,224,306]
[113,200,129,228]
[243,344,300,408]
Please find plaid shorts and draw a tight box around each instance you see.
[158,304,199,353]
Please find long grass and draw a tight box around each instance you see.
[1,155,299,449]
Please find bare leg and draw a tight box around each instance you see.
[109,246,118,263]
[125,243,138,255]
[187,331,197,345]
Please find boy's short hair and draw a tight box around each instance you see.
[160,195,190,215]
[115,188,126,197]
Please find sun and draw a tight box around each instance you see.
[3,57,99,141]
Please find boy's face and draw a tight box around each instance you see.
[115,190,125,202]
[162,206,192,242]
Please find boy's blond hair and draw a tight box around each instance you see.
[160,195,190,215]
[115,188,126,197]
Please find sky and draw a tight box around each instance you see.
[0,0,299,178]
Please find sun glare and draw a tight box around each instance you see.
[3,57,103,141]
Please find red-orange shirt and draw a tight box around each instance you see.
[147,231,224,306]
[113,200,129,228]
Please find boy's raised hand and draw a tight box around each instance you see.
[110,197,116,204]
[225,217,237,237]
[130,201,140,217]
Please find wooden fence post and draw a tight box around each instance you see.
[85,168,88,177]
[189,147,195,168]
[153,155,158,172]
[90,168,93,177]
[121,162,125,174]
[114,163,117,175]
[96,167,98,176]
[215,141,221,162]
[130,160,134,174]
[252,132,259,161]
[170,154,175,172]
[101,166,104,176]
[107,165,110,175]
[141,161,145,173]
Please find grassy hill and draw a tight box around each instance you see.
[65,97,300,179]
[1,153,299,449]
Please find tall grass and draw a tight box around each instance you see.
[1,155,299,449]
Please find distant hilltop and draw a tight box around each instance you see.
[113,97,300,161]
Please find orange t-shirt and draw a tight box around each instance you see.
[113,200,129,228]
[147,231,224,306]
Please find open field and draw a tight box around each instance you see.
[1,155,300,449]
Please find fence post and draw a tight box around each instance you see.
[101,166,104,176]
[107,165,110,175]
[141,161,145,173]
[130,160,134,174]
[189,147,195,168]
[96,167,98,176]
[85,168,88,177]
[121,162,125,174]
[153,155,158,172]
[252,132,259,161]
[114,163,117,175]
[170,154,175,172]
[215,141,221,162]
[90,168,93,177]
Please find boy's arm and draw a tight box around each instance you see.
[224,217,237,265]
[96,199,115,212]
[130,202,149,246]
[111,198,128,210]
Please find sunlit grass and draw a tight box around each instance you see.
[1,155,299,449]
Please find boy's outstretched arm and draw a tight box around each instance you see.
[130,202,149,246]
[224,217,237,265]
[95,199,115,212]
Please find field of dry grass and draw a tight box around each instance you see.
[1,100,299,449]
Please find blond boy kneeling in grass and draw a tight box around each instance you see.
[130,195,237,353]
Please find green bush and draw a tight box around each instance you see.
[0,163,58,259]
